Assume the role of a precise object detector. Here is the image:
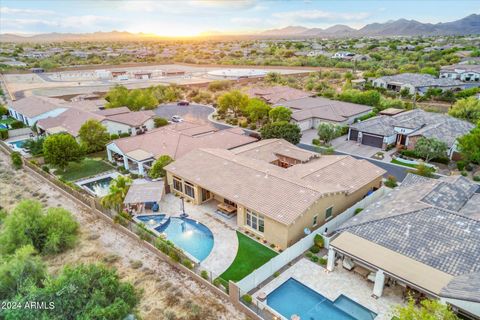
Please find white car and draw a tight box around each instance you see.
[171,115,183,123]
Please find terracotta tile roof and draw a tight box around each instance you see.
[246,86,312,104]
[37,108,104,137]
[104,110,154,127]
[109,122,257,161]
[10,96,68,118]
[232,139,317,163]
[94,107,131,116]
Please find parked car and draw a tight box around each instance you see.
[177,100,190,106]
[171,115,183,123]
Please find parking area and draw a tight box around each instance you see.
[154,103,231,129]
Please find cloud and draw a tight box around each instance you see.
[0,6,55,15]
[272,9,371,22]
[118,0,257,13]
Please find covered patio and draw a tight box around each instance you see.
[123,180,164,214]
[107,143,154,176]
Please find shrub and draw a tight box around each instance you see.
[314,234,324,248]
[354,208,364,215]
[312,138,320,146]
[213,278,221,287]
[305,252,313,258]
[310,255,319,262]
[309,245,320,254]
[242,294,253,304]
[319,257,327,266]
[270,244,275,248]
[473,175,480,182]
[461,171,468,176]
[201,270,209,280]
[155,238,171,255]
[110,133,119,140]
[384,175,398,188]
[273,271,280,277]
[169,249,181,263]
[0,129,8,140]
[130,260,143,269]
[182,259,193,269]
[249,124,257,130]
[465,163,473,172]
[41,165,50,173]
[10,151,22,169]
[119,132,130,138]
[0,105,8,115]
[9,120,24,129]
[154,117,169,128]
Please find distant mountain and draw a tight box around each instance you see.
[1,14,479,42]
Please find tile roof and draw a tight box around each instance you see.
[245,86,312,104]
[10,96,68,118]
[110,122,257,161]
[232,139,317,163]
[440,272,480,303]
[278,97,372,122]
[36,108,104,137]
[104,110,154,127]
[166,140,385,225]
[376,73,464,87]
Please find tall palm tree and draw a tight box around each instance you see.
[100,176,132,213]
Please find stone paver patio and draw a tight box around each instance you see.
[161,194,238,276]
[253,258,404,320]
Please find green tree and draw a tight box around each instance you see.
[0,105,8,116]
[217,90,249,118]
[394,298,458,320]
[457,122,480,164]
[149,155,173,179]
[43,134,84,171]
[3,264,139,320]
[0,245,46,300]
[10,151,22,169]
[101,176,132,213]
[414,137,448,163]
[78,119,110,153]
[448,97,480,123]
[409,163,435,178]
[0,200,79,255]
[246,98,271,124]
[317,122,340,146]
[105,85,129,109]
[260,121,301,145]
[153,117,169,128]
[268,106,292,123]
[22,137,44,156]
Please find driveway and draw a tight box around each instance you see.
[331,135,382,158]
[300,129,318,144]
[154,103,231,129]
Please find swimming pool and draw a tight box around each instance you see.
[80,176,113,197]
[267,278,377,320]
[155,217,214,262]
[8,138,29,149]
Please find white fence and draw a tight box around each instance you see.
[237,187,390,292]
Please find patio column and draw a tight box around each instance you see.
[373,269,385,297]
[326,248,335,271]
[138,163,145,176]
[107,148,113,162]
[123,156,129,170]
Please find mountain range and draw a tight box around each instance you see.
[260,14,480,37]
[1,14,479,42]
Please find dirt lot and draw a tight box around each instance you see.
[0,151,247,320]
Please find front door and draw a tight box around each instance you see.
[201,188,211,202]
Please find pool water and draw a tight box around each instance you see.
[136,214,167,225]
[0,124,8,129]
[267,278,377,320]
[155,217,214,261]
[80,177,113,197]
[9,139,27,149]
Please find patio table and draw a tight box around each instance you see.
[217,202,237,214]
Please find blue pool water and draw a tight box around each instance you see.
[136,214,167,225]
[267,278,377,320]
[155,217,214,261]
[9,139,27,149]
[0,124,7,129]
[80,177,113,197]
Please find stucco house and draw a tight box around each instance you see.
[278,97,372,131]
[327,174,480,319]
[372,73,466,95]
[348,109,474,158]
[8,96,69,126]
[164,139,385,249]
[106,121,257,176]
[440,64,480,82]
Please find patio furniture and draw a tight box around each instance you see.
[353,265,370,278]
[342,257,355,271]
[257,292,267,302]
[217,202,237,214]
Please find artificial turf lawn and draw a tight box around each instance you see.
[220,231,278,282]
[390,158,418,168]
[58,158,114,181]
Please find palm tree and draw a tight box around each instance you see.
[100,176,132,213]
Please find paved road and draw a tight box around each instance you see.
[153,103,231,130]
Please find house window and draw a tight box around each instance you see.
[128,128,132,135]
[173,177,183,192]
[326,206,333,220]
[313,215,318,227]
[184,181,195,199]
[246,209,264,233]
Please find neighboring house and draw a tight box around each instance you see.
[278,97,372,131]
[372,73,466,95]
[106,121,257,176]
[327,174,480,319]
[36,106,155,139]
[245,86,313,105]
[8,96,69,126]
[348,109,474,158]
[165,139,385,249]
[332,51,355,59]
[440,64,480,82]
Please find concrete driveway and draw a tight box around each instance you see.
[154,103,232,130]
[300,129,318,144]
[331,135,382,158]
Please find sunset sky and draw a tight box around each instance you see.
[0,0,478,36]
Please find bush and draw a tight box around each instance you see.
[110,133,119,140]
[201,270,209,280]
[354,208,364,215]
[249,124,257,130]
[310,255,319,262]
[169,249,181,262]
[273,271,280,277]
[242,294,253,304]
[319,257,327,266]
[119,132,130,138]
[10,151,22,169]
[305,252,313,258]
[0,129,8,140]
[9,120,24,129]
[213,278,222,287]
[384,175,398,188]
[314,234,324,248]
[0,105,8,116]
[309,245,320,254]
[465,163,473,172]
[130,260,143,269]
[182,259,193,269]
[41,165,50,173]
[312,138,320,146]
[154,117,169,128]
[461,171,468,176]
[473,175,480,182]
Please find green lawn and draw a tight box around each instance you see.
[58,158,114,181]
[391,158,418,168]
[220,231,278,283]
[0,116,17,125]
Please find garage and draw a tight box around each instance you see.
[361,134,383,148]
[295,119,312,132]
[349,129,359,141]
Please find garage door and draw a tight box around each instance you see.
[297,120,311,131]
[349,129,359,141]
[362,134,383,148]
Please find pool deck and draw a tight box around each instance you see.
[161,194,238,277]
[253,258,404,320]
